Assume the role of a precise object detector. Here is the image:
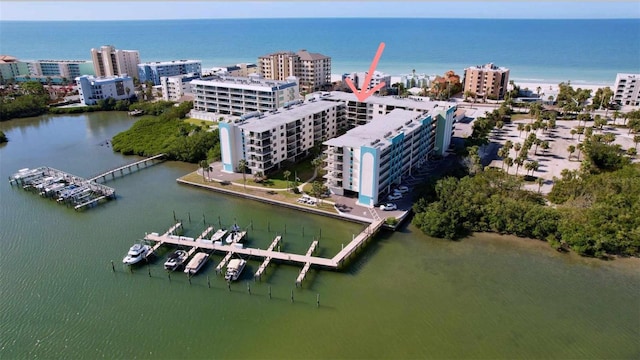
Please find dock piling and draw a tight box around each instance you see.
[268,221,270,232]
[317,293,320,307]
[110,260,115,272]
[227,281,231,291]
[203,214,206,226]
[188,212,191,224]
[269,286,272,299]
[218,216,221,228]
[147,264,151,277]
[188,275,192,285]
[291,289,294,303]
[247,283,251,295]
[168,272,171,281]
[173,210,176,222]
[207,276,210,288]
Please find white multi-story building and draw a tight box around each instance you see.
[189,75,300,121]
[343,71,391,92]
[0,55,29,83]
[613,73,640,106]
[90,45,140,79]
[160,73,200,101]
[323,109,436,207]
[401,73,433,89]
[317,91,456,155]
[218,100,345,174]
[76,75,135,105]
[138,60,202,86]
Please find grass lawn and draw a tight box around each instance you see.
[511,114,533,121]
[183,118,217,129]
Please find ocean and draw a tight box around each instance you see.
[1,18,639,85]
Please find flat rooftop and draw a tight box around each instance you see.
[236,100,339,133]
[324,108,427,150]
[139,60,201,66]
[320,91,454,113]
[191,75,297,91]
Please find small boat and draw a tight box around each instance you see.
[224,258,246,282]
[210,229,228,242]
[184,252,209,275]
[225,230,246,244]
[122,243,151,265]
[163,249,189,271]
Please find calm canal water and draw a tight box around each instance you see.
[1,112,638,359]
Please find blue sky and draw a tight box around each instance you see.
[1,1,639,21]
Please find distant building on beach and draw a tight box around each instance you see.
[137,60,202,86]
[209,63,258,77]
[258,50,331,94]
[0,55,29,83]
[463,63,510,100]
[90,45,140,79]
[76,75,134,106]
[613,73,640,106]
[342,71,391,93]
[26,59,94,81]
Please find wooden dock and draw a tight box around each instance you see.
[296,240,319,287]
[254,235,282,280]
[142,217,385,284]
[88,153,165,183]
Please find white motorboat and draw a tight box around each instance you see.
[122,243,151,265]
[224,258,246,281]
[210,229,228,242]
[183,252,209,275]
[163,249,189,271]
[225,230,246,244]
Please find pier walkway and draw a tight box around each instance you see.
[142,217,385,283]
[88,153,165,182]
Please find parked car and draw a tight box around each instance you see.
[379,203,397,211]
[396,185,409,193]
[387,193,402,201]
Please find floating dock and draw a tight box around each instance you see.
[143,219,385,284]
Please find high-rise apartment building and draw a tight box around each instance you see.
[463,63,510,100]
[90,45,141,79]
[27,60,94,80]
[613,73,640,106]
[259,50,331,94]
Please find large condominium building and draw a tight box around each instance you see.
[218,100,345,174]
[613,73,640,106]
[463,63,510,100]
[76,75,135,106]
[160,73,200,101]
[137,60,201,86]
[343,71,391,92]
[189,75,300,121]
[0,55,29,83]
[324,109,437,207]
[318,91,456,156]
[27,60,94,80]
[259,50,331,94]
[90,45,140,79]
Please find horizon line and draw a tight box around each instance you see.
[3,16,639,22]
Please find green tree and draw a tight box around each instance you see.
[238,159,247,190]
[634,135,640,150]
[0,130,7,143]
[199,160,209,181]
[536,177,544,193]
[283,170,291,191]
[517,123,525,137]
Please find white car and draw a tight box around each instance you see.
[396,185,409,193]
[380,203,397,211]
[387,193,402,201]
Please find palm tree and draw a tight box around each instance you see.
[634,135,640,150]
[530,160,540,176]
[524,161,534,176]
[199,160,209,181]
[514,142,522,156]
[603,133,616,144]
[541,141,550,155]
[283,170,291,191]
[514,157,525,176]
[504,157,513,174]
[576,143,583,160]
[627,147,637,157]
[576,126,585,142]
[567,145,575,160]
[536,177,544,193]
[612,110,620,125]
[517,123,525,138]
[238,159,247,189]
[570,129,577,139]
